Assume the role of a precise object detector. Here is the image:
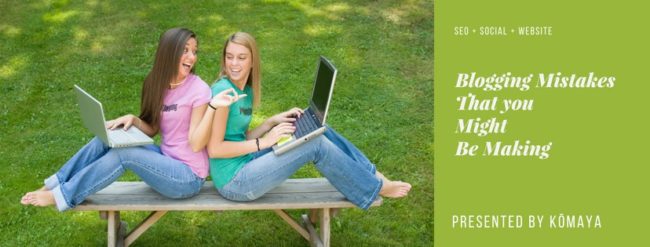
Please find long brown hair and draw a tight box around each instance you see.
[140,28,197,128]
[218,32,261,107]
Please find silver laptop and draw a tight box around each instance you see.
[74,85,154,148]
[273,56,338,155]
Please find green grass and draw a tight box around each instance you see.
[0,0,433,246]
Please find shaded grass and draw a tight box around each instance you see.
[1,0,432,246]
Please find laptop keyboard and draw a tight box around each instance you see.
[294,108,321,138]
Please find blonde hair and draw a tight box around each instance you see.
[218,32,261,107]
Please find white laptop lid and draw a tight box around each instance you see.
[74,85,153,147]
[74,85,111,145]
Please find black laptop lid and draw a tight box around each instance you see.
[309,56,337,124]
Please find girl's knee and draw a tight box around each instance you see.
[314,135,335,155]
[310,135,328,149]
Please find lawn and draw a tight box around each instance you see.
[0,0,433,246]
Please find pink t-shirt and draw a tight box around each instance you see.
[160,74,211,178]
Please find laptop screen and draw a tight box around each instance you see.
[309,56,337,123]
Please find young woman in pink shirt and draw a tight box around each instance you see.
[21,28,244,211]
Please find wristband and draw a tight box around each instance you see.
[256,138,260,151]
[208,103,217,110]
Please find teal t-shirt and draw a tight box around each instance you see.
[209,77,254,188]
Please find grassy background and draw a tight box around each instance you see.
[0,0,432,246]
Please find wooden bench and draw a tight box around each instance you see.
[73,178,382,247]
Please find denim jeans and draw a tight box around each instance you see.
[218,127,382,210]
[44,137,204,211]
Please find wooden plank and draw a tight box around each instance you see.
[302,214,323,247]
[107,211,118,247]
[93,179,339,195]
[117,221,126,247]
[310,209,319,224]
[273,210,310,241]
[320,208,330,247]
[75,178,383,211]
[76,192,381,211]
[125,211,167,246]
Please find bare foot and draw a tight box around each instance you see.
[20,190,33,205]
[20,191,55,207]
[379,180,412,198]
[20,186,49,205]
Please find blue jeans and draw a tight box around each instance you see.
[217,127,382,210]
[44,137,204,211]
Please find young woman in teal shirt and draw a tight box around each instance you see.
[207,32,410,209]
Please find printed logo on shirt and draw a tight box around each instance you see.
[163,104,178,112]
[239,107,252,115]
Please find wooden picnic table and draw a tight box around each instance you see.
[74,178,382,247]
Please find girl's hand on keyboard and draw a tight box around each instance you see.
[269,107,304,126]
[106,114,137,130]
[261,122,296,148]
